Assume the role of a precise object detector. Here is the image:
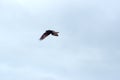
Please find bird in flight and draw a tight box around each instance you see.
[40,30,59,40]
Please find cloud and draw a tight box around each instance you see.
[0,0,120,80]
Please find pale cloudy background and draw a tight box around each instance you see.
[0,0,120,80]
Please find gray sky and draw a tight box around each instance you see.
[0,0,120,80]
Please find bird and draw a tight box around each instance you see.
[40,30,59,40]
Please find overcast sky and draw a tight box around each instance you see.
[0,0,120,80]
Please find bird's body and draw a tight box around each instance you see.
[40,30,59,40]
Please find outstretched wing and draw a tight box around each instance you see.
[40,32,51,40]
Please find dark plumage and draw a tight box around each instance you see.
[40,30,59,40]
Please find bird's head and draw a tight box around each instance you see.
[53,32,59,36]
